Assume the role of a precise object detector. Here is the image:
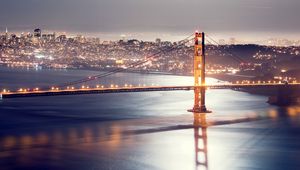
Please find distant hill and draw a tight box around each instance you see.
[206,44,300,68]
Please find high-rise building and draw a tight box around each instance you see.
[95,37,101,44]
[20,32,25,38]
[75,35,86,43]
[5,27,8,40]
[57,35,67,42]
[155,38,161,44]
[120,34,127,42]
[26,32,33,39]
[34,28,42,38]
[229,37,236,45]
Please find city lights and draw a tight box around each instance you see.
[1,1,300,170]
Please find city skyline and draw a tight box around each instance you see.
[1,0,300,42]
[1,1,300,169]
[2,27,300,46]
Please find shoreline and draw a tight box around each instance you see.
[1,64,256,82]
[207,73,254,82]
[0,64,191,77]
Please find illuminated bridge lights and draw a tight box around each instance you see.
[2,83,300,99]
[2,89,10,93]
[50,87,59,91]
[64,86,75,90]
[5,81,300,96]
[66,86,75,90]
[227,80,300,86]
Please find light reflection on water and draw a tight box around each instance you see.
[194,113,209,170]
[1,106,300,169]
[1,67,300,169]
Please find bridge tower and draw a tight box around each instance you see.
[189,31,209,113]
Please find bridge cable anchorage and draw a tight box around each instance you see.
[51,34,195,89]
[206,34,246,64]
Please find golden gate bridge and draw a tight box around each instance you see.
[1,32,300,113]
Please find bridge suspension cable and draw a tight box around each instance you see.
[206,34,246,64]
[53,34,195,89]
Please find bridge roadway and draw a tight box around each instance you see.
[1,83,300,99]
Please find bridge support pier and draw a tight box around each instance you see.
[190,87,209,113]
[189,31,211,114]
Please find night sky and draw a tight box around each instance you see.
[1,0,300,40]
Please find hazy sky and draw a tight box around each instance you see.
[1,0,300,41]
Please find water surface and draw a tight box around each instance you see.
[0,67,300,170]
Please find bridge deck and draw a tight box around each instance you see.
[1,83,300,99]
